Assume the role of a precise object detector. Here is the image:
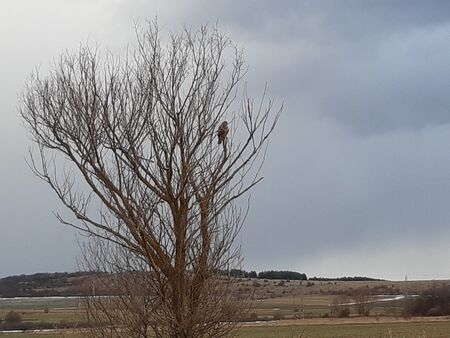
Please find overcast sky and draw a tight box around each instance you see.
[1,0,450,280]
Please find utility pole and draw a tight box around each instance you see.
[404,274,408,300]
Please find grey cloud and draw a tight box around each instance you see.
[242,117,450,270]
[1,1,450,279]
[151,0,450,135]
[230,3,450,134]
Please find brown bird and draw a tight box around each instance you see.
[217,121,229,144]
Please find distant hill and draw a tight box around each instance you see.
[0,270,308,297]
[0,272,96,298]
[0,271,383,298]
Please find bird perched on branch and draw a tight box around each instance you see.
[217,121,229,144]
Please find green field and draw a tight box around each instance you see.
[1,322,450,338]
[236,322,450,337]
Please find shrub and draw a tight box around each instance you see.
[405,286,450,316]
[248,312,258,321]
[273,312,284,320]
[337,308,350,318]
[426,306,443,316]
[4,311,22,324]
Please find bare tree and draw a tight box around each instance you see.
[79,237,246,338]
[353,286,371,317]
[21,22,280,338]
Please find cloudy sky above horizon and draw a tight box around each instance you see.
[1,0,450,280]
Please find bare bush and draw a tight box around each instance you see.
[404,285,450,317]
[4,311,22,324]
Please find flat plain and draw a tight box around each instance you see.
[1,279,450,337]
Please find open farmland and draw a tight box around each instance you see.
[1,280,450,337]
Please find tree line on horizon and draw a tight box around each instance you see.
[224,269,307,280]
[224,269,383,281]
[309,276,384,282]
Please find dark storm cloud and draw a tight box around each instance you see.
[205,0,450,277]
[1,0,450,279]
[212,0,450,134]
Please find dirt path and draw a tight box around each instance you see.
[240,316,450,327]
